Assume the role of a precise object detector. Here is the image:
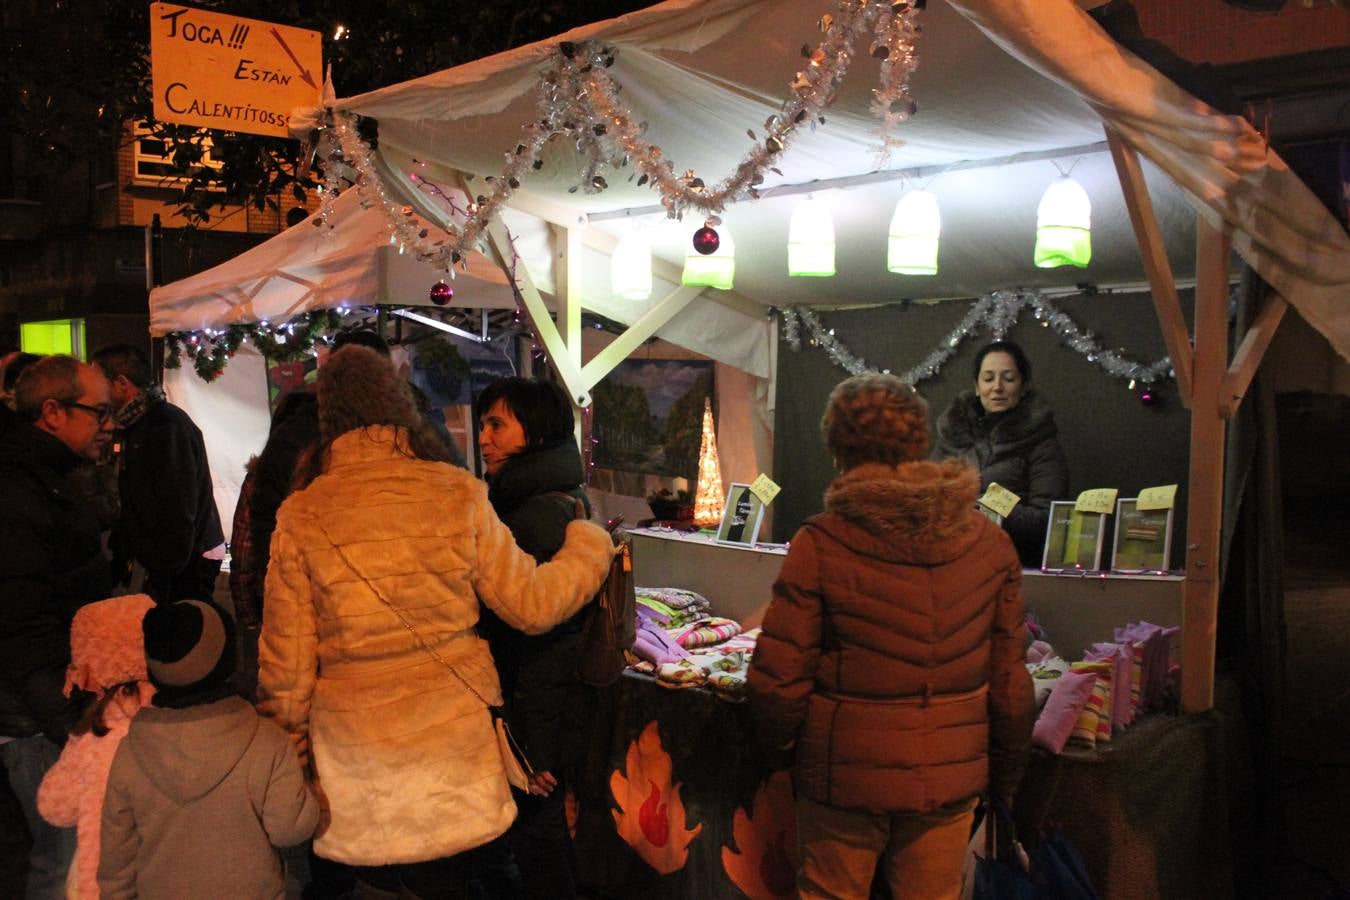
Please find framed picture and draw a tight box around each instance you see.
[592,359,714,479]
[1111,498,1174,573]
[1041,500,1107,572]
[716,483,765,548]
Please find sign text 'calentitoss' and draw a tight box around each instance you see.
[150,3,321,138]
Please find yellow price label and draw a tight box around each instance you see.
[978,483,1021,519]
[748,473,781,506]
[1075,488,1118,515]
[1136,484,1177,511]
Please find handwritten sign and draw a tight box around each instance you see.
[748,473,781,506]
[1075,488,1119,515]
[150,4,321,138]
[1136,484,1178,511]
[978,483,1021,519]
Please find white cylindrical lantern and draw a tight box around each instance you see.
[611,230,652,301]
[887,189,941,275]
[788,198,836,277]
[682,227,736,291]
[1035,176,1092,268]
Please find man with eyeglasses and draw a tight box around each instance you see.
[0,355,115,898]
[93,343,224,605]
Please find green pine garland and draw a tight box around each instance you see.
[164,309,345,382]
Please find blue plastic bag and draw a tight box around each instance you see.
[971,800,1100,900]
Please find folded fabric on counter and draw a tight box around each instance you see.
[655,628,761,700]
[636,586,712,612]
[633,620,690,666]
[636,594,707,629]
[670,616,743,649]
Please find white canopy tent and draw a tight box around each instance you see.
[152,0,1348,709]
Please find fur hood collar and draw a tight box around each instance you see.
[814,460,987,566]
[936,389,1057,451]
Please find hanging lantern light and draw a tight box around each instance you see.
[682,226,736,290]
[1035,176,1092,269]
[611,230,652,301]
[887,189,941,275]
[788,198,835,277]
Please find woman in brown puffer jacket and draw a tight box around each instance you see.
[747,373,1034,900]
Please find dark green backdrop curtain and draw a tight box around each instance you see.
[772,290,1193,567]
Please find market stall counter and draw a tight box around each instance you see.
[566,528,1210,898]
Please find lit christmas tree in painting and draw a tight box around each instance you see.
[693,398,725,527]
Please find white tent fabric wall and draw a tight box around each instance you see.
[163,343,271,545]
[147,0,1350,547]
[149,190,521,335]
[329,0,1347,358]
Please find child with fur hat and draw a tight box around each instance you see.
[36,594,156,899]
[98,599,318,900]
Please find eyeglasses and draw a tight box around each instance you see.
[62,400,114,425]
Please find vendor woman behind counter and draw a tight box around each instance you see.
[934,340,1069,566]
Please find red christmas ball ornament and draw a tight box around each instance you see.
[692,226,721,255]
[1138,384,1160,407]
[429,281,454,306]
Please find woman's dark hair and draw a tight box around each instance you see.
[293,346,451,490]
[971,340,1032,383]
[268,390,316,436]
[71,681,141,738]
[474,377,574,449]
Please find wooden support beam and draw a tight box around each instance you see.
[1105,127,1195,407]
[1220,292,1288,418]
[1181,216,1232,713]
[481,218,592,408]
[580,284,705,390]
[553,224,584,370]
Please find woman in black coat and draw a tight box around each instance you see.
[934,340,1069,565]
[475,376,591,900]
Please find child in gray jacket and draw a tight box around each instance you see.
[99,598,318,899]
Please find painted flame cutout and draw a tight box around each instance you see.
[610,721,703,873]
[722,770,799,899]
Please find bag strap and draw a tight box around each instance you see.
[309,518,493,708]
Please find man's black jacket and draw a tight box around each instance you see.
[0,423,111,740]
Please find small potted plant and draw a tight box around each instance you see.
[647,488,693,521]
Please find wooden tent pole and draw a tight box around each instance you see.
[553,224,585,372]
[1105,128,1195,405]
[1181,216,1232,712]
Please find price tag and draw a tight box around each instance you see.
[748,473,781,506]
[1075,488,1118,515]
[1136,484,1177,511]
[978,483,1021,518]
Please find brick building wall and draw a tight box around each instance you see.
[1130,0,1349,65]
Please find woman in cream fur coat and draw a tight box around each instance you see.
[258,347,612,898]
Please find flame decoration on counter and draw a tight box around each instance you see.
[609,721,704,873]
[722,770,800,899]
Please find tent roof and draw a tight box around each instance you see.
[152,0,1349,362]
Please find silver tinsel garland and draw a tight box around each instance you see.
[780,290,1174,386]
[316,0,924,270]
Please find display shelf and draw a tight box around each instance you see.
[627,526,786,628]
[631,526,1183,654]
[1022,570,1183,660]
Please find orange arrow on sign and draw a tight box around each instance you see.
[270,27,317,91]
